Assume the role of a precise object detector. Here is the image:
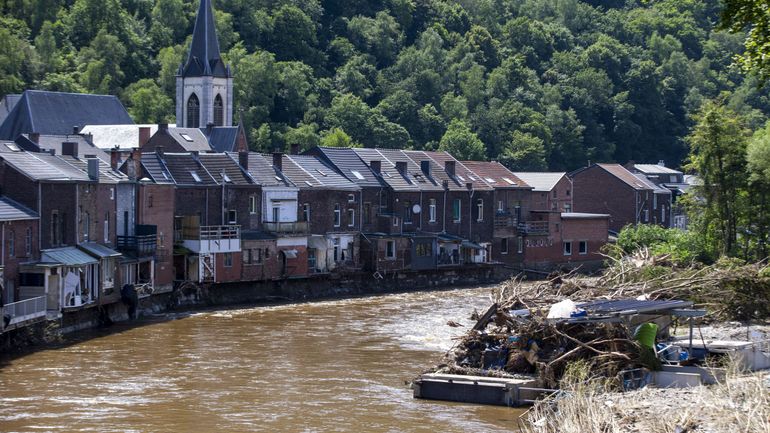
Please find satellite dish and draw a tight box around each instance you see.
[412,204,422,214]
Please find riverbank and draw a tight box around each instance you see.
[1,264,515,355]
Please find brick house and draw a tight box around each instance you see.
[141,124,212,154]
[571,163,659,233]
[279,154,361,274]
[629,163,684,228]
[0,196,39,304]
[462,160,533,267]
[522,211,609,270]
[513,172,573,212]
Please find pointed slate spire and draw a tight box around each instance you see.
[180,0,230,78]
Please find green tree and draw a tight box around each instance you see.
[438,119,485,161]
[123,79,173,123]
[321,127,359,148]
[720,0,770,81]
[685,100,750,257]
[746,121,770,258]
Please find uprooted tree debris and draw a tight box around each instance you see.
[428,257,770,389]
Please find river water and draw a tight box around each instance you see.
[0,286,526,432]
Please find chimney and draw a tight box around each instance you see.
[110,149,120,171]
[658,160,665,167]
[30,132,40,144]
[290,143,300,155]
[395,161,407,174]
[62,141,78,158]
[87,158,99,181]
[129,149,143,181]
[466,182,473,190]
[48,149,55,155]
[238,151,249,170]
[370,160,381,174]
[72,125,80,135]
[155,145,164,157]
[420,160,431,176]
[445,160,456,177]
[158,123,169,132]
[139,127,151,147]
[273,152,283,171]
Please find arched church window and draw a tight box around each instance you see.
[187,93,200,128]
[213,94,224,126]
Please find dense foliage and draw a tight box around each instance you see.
[1,0,769,170]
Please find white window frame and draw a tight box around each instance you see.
[303,203,311,222]
[498,200,504,212]
[334,204,341,227]
[517,236,523,254]
[453,199,461,223]
[249,195,257,214]
[476,199,484,222]
[385,240,396,260]
[228,209,237,224]
[579,240,587,255]
[429,199,437,223]
[501,238,508,255]
[563,241,572,256]
[348,208,355,227]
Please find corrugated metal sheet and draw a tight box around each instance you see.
[41,247,98,266]
[79,242,122,258]
[634,164,682,175]
[513,172,567,192]
[0,151,90,181]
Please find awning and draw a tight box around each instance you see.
[462,240,484,250]
[281,249,298,259]
[41,247,98,266]
[308,235,327,250]
[79,242,122,259]
[437,234,463,243]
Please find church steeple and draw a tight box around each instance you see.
[176,0,234,128]
[180,0,230,78]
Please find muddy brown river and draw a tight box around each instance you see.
[0,286,525,432]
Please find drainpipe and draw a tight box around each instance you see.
[359,189,363,232]
[38,183,42,252]
[221,170,226,225]
[468,187,475,241]
[419,190,423,231]
[442,189,447,234]
[635,190,639,226]
[205,188,209,226]
[2,223,5,268]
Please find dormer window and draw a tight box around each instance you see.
[180,133,194,142]
[190,171,202,182]
[350,170,365,180]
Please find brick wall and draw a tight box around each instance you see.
[572,165,651,233]
[300,189,361,234]
[241,239,281,281]
[137,183,175,288]
[2,219,39,300]
[523,213,608,266]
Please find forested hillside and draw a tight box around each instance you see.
[0,0,765,170]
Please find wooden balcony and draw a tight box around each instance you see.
[517,221,550,235]
[178,225,241,254]
[117,225,158,257]
[263,221,309,234]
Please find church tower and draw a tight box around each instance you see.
[176,0,233,128]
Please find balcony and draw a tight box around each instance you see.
[3,296,47,329]
[178,225,241,254]
[117,225,158,257]
[263,221,309,234]
[517,221,550,235]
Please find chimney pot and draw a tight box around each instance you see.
[395,161,407,174]
[72,125,79,135]
[370,160,381,174]
[445,160,456,177]
[159,123,168,132]
[139,126,151,147]
[272,152,283,171]
[238,151,249,170]
[110,149,120,171]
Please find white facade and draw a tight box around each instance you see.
[176,76,234,128]
[262,187,300,223]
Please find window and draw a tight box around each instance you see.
[643,209,649,222]
[416,242,433,257]
[351,170,365,180]
[452,199,461,222]
[654,194,658,209]
[662,206,666,223]
[670,175,678,183]
[190,171,202,183]
[302,203,311,222]
[553,189,557,198]
[566,189,571,196]
[564,203,571,213]
[348,194,355,203]
[272,206,280,223]
[334,204,341,227]
[563,241,572,256]
[501,238,508,254]
[227,210,237,224]
[517,236,523,254]
[213,94,224,126]
[244,248,262,265]
[104,212,109,243]
[579,241,587,255]
[476,199,484,222]
[25,228,31,256]
[498,200,504,212]
[148,194,154,208]
[180,133,194,142]
[83,212,90,241]
[186,93,200,128]
[514,205,522,223]
[429,199,437,223]
[385,240,396,259]
[224,252,233,267]
[8,230,14,257]
[348,208,355,227]
[110,188,115,200]
[403,201,412,224]
[249,195,258,214]
[363,203,371,225]
[393,216,399,227]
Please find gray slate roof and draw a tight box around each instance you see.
[0,94,21,127]
[204,126,239,152]
[140,153,175,184]
[15,134,110,162]
[181,0,230,78]
[244,153,293,187]
[0,90,134,140]
[162,152,218,186]
[0,196,38,221]
[513,172,567,192]
[282,154,360,190]
[166,128,212,152]
[421,151,493,191]
[306,147,383,188]
[353,148,420,192]
[0,151,90,181]
[58,155,128,184]
[198,153,252,185]
[633,164,682,175]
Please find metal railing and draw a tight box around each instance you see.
[4,296,47,326]
[117,234,157,256]
[263,221,309,234]
[180,225,241,241]
[517,221,549,235]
